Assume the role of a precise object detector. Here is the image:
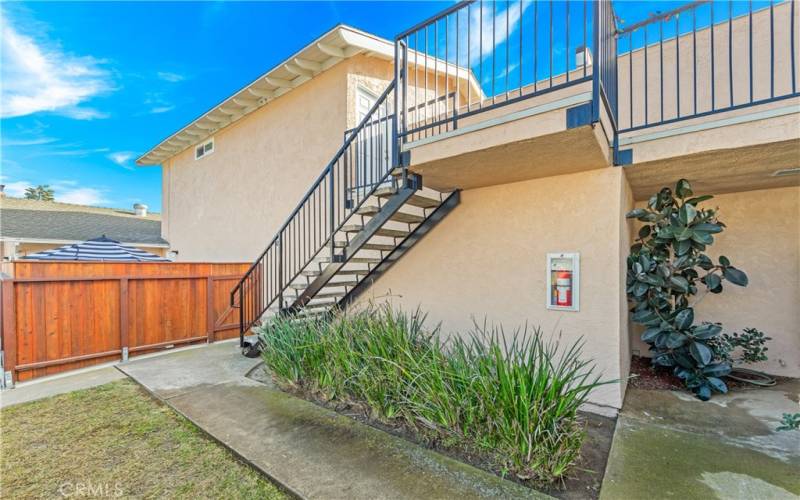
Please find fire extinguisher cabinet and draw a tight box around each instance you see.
[546,253,580,312]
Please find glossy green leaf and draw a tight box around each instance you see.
[685,195,714,205]
[694,222,723,233]
[723,267,748,287]
[674,308,694,329]
[669,275,690,293]
[641,327,664,343]
[678,203,697,225]
[626,208,648,219]
[690,341,712,365]
[705,273,721,291]
[692,323,722,340]
[702,363,732,377]
[675,179,693,198]
[666,332,688,349]
[696,384,711,401]
[707,377,728,393]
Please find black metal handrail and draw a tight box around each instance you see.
[231,80,398,342]
[395,0,603,143]
[615,0,798,133]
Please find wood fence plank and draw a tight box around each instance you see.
[120,278,129,361]
[1,279,17,382]
[6,262,248,381]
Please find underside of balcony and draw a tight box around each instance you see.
[619,97,800,199]
[402,81,612,192]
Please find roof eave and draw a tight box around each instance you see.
[136,25,395,166]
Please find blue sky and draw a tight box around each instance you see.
[1,1,714,212]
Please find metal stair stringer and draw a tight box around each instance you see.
[287,173,422,312]
[339,189,460,308]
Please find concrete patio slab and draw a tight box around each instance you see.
[119,341,548,500]
[0,366,127,408]
[600,382,800,500]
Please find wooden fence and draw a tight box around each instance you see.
[1,261,249,383]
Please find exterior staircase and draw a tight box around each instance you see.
[231,80,459,343]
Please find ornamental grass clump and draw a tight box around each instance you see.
[256,305,606,484]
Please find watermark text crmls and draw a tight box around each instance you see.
[58,481,124,498]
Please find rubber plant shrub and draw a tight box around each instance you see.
[626,179,749,400]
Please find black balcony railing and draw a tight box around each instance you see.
[395,0,606,143]
[616,0,798,133]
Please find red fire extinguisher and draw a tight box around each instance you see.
[555,271,572,307]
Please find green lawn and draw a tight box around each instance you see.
[1,379,287,499]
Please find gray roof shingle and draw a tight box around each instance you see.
[0,198,167,246]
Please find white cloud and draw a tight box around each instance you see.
[143,92,175,114]
[0,9,114,119]
[157,71,185,83]
[2,136,57,146]
[56,187,109,206]
[43,146,110,157]
[149,105,175,114]
[3,180,33,197]
[107,151,135,169]
[2,177,110,206]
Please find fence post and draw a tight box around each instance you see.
[1,278,16,387]
[206,276,215,343]
[119,278,129,362]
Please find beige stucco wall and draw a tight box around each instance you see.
[163,54,394,262]
[629,186,800,378]
[356,168,632,409]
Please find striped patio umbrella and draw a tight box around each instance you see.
[22,236,168,262]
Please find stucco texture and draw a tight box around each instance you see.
[163,54,392,262]
[357,168,632,409]
[629,186,800,379]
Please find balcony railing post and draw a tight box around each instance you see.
[238,285,245,347]
[328,165,335,261]
[393,40,401,169]
[592,0,601,124]
[278,233,284,310]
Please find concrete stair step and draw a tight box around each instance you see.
[304,301,336,310]
[334,240,395,252]
[357,205,424,224]
[375,187,440,209]
[316,256,380,264]
[360,242,396,251]
[342,224,409,238]
[302,269,368,277]
[312,291,346,299]
[323,280,359,288]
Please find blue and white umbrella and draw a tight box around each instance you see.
[22,236,168,262]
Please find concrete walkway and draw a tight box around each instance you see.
[118,342,547,500]
[600,383,800,499]
[0,365,127,408]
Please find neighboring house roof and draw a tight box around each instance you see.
[0,197,168,247]
[137,24,395,166]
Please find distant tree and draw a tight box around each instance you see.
[24,185,55,201]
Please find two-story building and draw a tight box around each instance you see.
[138,2,799,411]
